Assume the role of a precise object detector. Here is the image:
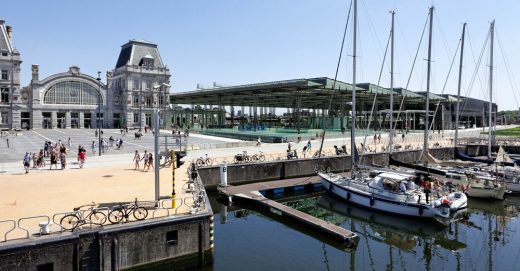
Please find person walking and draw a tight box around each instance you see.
[23,152,31,174]
[32,152,37,168]
[6,138,9,148]
[67,137,72,149]
[256,137,261,147]
[79,149,86,168]
[119,138,123,150]
[133,150,141,170]
[60,152,66,170]
[307,140,312,152]
[91,141,96,155]
[49,151,58,170]
[141,150,149,170]
[148,153,154,170]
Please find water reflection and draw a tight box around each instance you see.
[204,192,520,271]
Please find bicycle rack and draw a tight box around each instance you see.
[18,215,50,238]
[52,211,77,233]
[0,220,16,242]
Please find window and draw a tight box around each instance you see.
[146,81,151,90]
[1,88,9,103]
[133,113,139,123]
[133,80,140,90]
[1,52,8,56]
[146,96,152,107]
[133,94,139,107]
[44,81,101,105]
[159,94,164,106]
[166,230,178,246]
[1,112,8,124]
[1,70,8,80]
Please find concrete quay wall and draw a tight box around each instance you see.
[199,148,454,189]
[0,214,213,271]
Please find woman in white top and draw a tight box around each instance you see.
[133,150,141,170]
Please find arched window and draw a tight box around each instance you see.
[44,81,101,105]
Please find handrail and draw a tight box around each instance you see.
[18,216,50,239]
[0,220,16,242]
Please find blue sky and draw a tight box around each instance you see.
[3,0,520,110]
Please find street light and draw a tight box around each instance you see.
[96,71,102,157]
[153,83,171,129]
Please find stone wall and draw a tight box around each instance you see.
[0,215,213,271]
[199,148,455,189]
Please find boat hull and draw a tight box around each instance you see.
[466,185,505,200]
[319,174,444,218]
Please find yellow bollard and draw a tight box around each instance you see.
[172,150,176,209]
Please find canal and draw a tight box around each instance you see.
[200,191,520,271]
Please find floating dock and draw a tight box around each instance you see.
[219,177,358,246]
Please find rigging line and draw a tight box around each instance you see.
[434,11,454,63]
[496,29,520,109]
[358,28,392,165]
[392,12,429,133]
[360,0,385,63]
[316,0,352,161]
[426,36,461,134]
[459,29,489,116]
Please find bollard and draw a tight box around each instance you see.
[220,162,228,187]
[172,150,176,209]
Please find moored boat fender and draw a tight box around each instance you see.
[419,205,424,216]
[370,197,375,206]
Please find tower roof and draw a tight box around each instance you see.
[115,39,165,69]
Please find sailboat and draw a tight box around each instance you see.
[464,20,506,200]
[318,5,449,219]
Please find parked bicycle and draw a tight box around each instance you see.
[60,202,107,231]
[234,151,251,163]
[108,198,148,224]
[250,151,266,162]
[196,154,213,167]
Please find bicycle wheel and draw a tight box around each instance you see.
[234,157,240,164]
[108,209,124,224]
[132,207,148,220]
[60,214,80,231]
[206,158,213,166]
[196,159,204,167]
[251,155,259,162]
[259,155,266,162]
[89,211,107,225]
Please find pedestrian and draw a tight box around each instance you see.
[373,134,377,144]
[6,138,9,148]
[95,130,98,137]
[148,153,154,170]
[141,150,149,170]
[120,128,123,135]
[256,137,261,147]
[307,140,312,152]
[133,150,141,170]
[402,133,405,142]
[32,152,37,168]
[50,151,58,170]
[303,145,308,157]
[126,127,129,134]
[23,152,31,174]
[288,142,292,151]
[79,150,86,168]
[377,134,381,143]
[68,137,72,149]
[91,140,96,155]
[119,138,123,150]
[60,152,66,169]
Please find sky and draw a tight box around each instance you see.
[3,0,520,110]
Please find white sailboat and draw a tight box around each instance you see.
[464,20,506,200]
[318,5,449,219]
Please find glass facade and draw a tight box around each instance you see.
[44,81,101,105]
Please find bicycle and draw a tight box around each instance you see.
[60,202,107,231]
[314,164,331,174]
[196,154,213,167]
[108,198,148,224]
[251,151,266,162]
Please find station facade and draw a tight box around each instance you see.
[0,18,171,130]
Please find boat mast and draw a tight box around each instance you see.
[389,10,395,153]
[423,7,434,154]
[455,23,466,148]
[488,20,495,159]
[351,0,357,169]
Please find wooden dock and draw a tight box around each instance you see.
[219,177,358,245]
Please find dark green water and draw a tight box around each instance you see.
[203,192,520,271]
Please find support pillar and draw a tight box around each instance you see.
[51,111,57,129]
[65,112,71,129]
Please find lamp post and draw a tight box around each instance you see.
[96,71,102,157]
[9,54,14,130]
